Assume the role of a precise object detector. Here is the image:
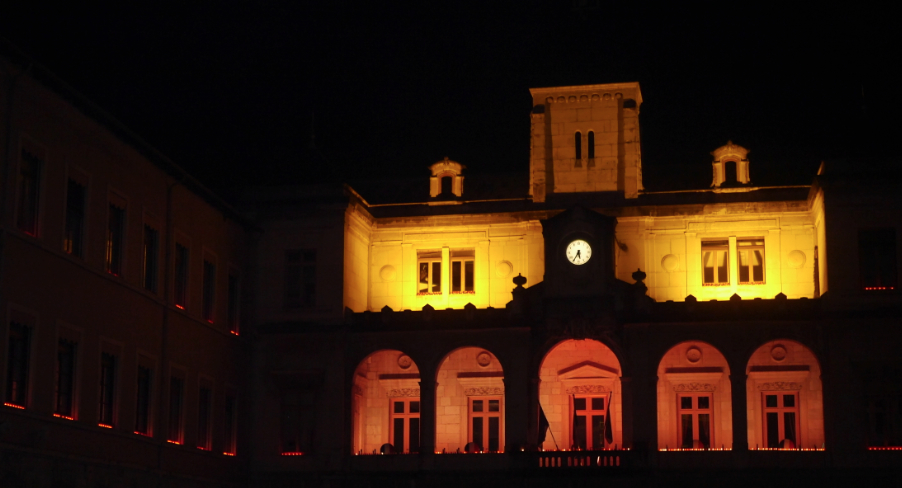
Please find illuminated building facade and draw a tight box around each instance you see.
[2,49,901,486]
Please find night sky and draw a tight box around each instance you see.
[1,3,899,197]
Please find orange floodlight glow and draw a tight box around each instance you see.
[53,413,75,420]
[4,402,25,409]
[167,439,182,445]
[223,452,236,456]
[98,423,113,429]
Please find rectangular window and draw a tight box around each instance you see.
[16,149,41,235]
[197,386,212,450]
[224,393,237,455]
[737,239,765,284]
[143,225,159,293]
[55,340,77,418]
[174,243,189,309]
[228,272,240,334]
[678,393,712,449]
[203,260,216,323]
[168,376,184,443]
[469,396,502,452]
[572,396,607,450]
[390,398,420,453]
[135,366,152,435]
[859,228,897,291]
[763,392,800,448]
[280,390,313,454]
[417,251,442,295]
[98,353,117,427]
[285,250,316,309]
[106,204,126,276]
[451,250,475,294]
[5,322,31,408]
[64,179,86,257]
[702,240,729,286]
[868,393,902,447]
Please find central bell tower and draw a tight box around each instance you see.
[528,82,644,201]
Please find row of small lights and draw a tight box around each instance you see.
[750,447,825,451]
[659,447,731,451]
[8,403,236,456]
[864,286,895,291]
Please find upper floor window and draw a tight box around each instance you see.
[469,397,502,452]
[203,259,216,323]
[417,251,442,295]
[168,376,184,444]
[737,239,765,284]
[64,179,86,257]
[587,131,595,159]
[763,392,799,449]
[574,132,582,160]
[572,395,608,450]
[174,243,189,309]
[135,365,152,435]
[280,389,314,454]
[106,203,126,276]
[859,228,897,291]
[390,398,420,454]
[5,321,31,408]
[16,149,42,236]
[55,340,77,419]
[285,250,316,309]
[197,386,212,450]
[98,352,118,427]
[702,240,729,286]
[223,393,237,455]
[143,226,160,293]
[451,250,475,294]
[678,393,712,449]
[228,272,240,334]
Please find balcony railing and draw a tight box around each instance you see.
[534,449,630,468]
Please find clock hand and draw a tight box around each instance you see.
[576,250,581,259]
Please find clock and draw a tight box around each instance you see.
[565,239,592,265]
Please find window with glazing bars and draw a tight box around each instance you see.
[6,322,31,407]
[469,397,502,452]
[98,353,117,426]
[737,239,765,284]
[572,396,606,450]
[135,366,152,435]
[417,251,442,295]
[168,376,184,443]
[763,392,800,448]
[678,393,712,449]
[702,240,729,286]
[197,386,212,449]
[451,250,475,293]
[390,398,420,453]
[55,340,76,417]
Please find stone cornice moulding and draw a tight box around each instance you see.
[387,388,420,398]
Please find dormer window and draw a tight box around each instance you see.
[429,158,465,198]
[710,141,751,187]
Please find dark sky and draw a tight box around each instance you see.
[1,2,899,196]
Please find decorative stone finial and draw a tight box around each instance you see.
[512,273,527,288]
[632,268,646,283]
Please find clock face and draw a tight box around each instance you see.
[566,239,592,265]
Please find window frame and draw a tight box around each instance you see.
[202,257,217,323]
[284,249,317,309]
[5,321,32,408]
[572,395,608,450]
[54,339,77,419]
[417,251,442,296]
[135,363,153,436]
[105,202,126,276]
[168,374,185,444]
[143,224,160,293]
[174,242,190,310]
[451,250,475,294]
[64,178,87,257]
[197,384,213,450]
[16,148,42,237]
[859,228,898,291]
[761,391,801,448]
[98,352,118,427]
[737,239,766,285]
[389,398,421,454]
[227,270,240,335]
[701,240,730,286]
[677,392,713,449]
[223,391,238,455]
[468,396,503,453]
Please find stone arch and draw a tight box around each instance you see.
[746,339,824,449]
[656,341,732,450]
[710,141,750,187]
[538,339,623,451]
[352,349,421,454]
[435,346,505,453]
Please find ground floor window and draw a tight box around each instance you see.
[763,392,799,448]
[469,396,501,452]
[678,393,712,449]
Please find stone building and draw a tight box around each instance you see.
[2,47,901,487]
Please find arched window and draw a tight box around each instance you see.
[587,131,595,159]
[575,132,582,160]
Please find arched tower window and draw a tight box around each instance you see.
[587,131,595,159]
[440,175,452,196]
[710,141,751,187]
[429,158,466,198]
[575,132,582,160]
[724,160,737,184]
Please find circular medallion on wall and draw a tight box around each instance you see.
[787,250,806,269]
[495,260,513,278]
[397,354,412,370]
[661,254,679,273]
[686,346,702,363]
[476,351,492,367]
[380,265,396,282]
[771,345,787,362]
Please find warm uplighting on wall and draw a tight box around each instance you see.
[98,423,113,429]
[4,402,25,410]
[53,413,75,420]
[176,304,185,310]
[659,447,731,451]
[868,447,902,451]
[281,452,304,456]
